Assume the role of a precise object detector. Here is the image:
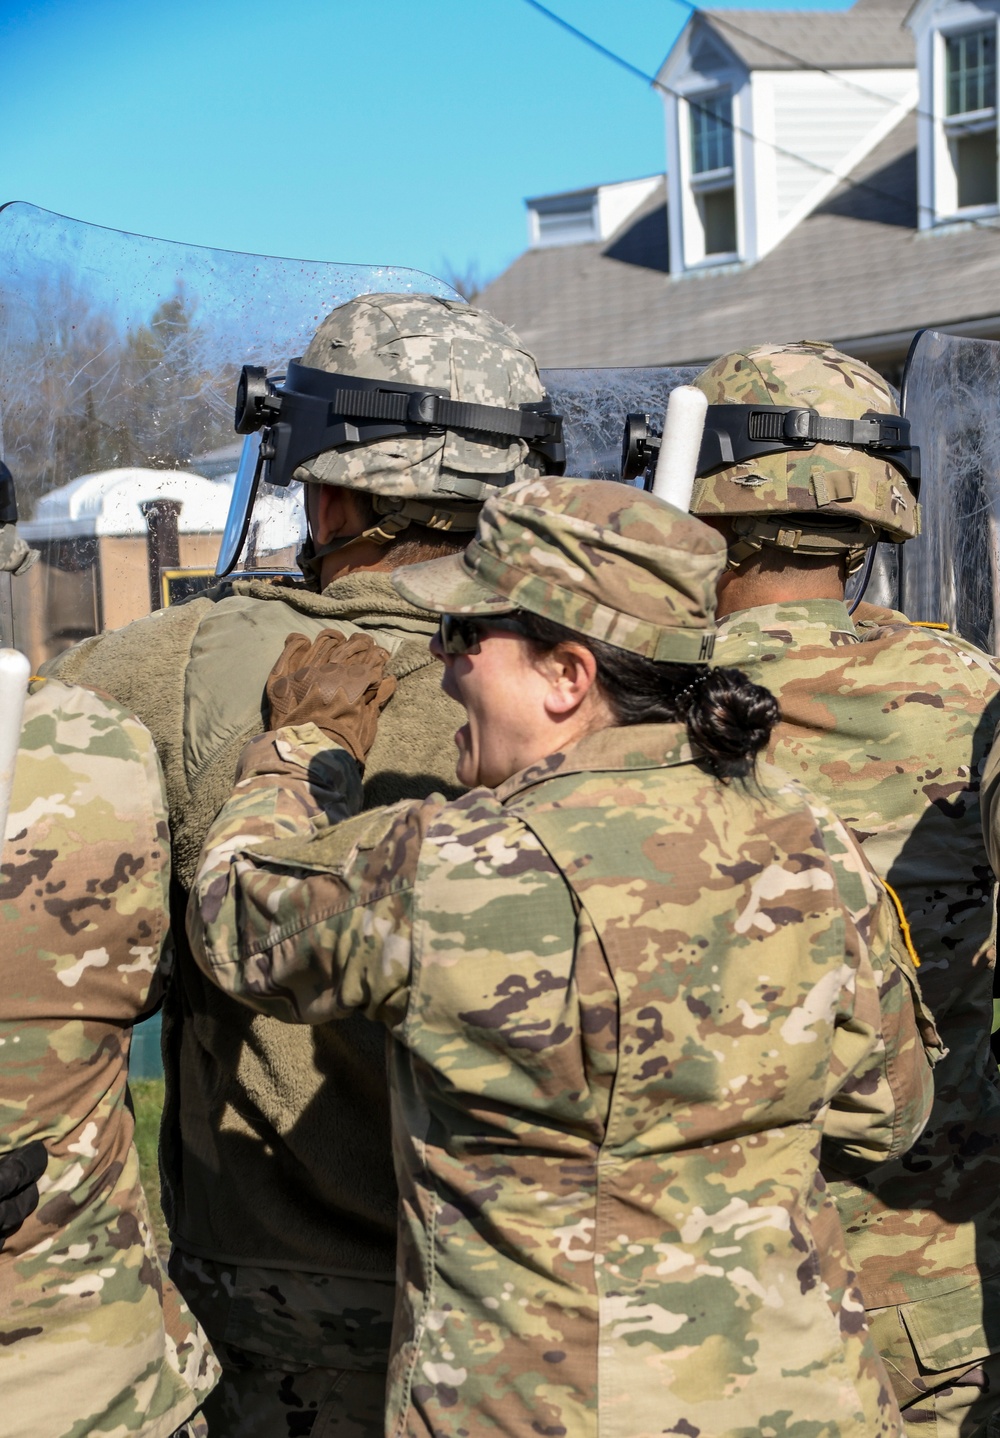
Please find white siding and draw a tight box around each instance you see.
[596,177,662,240]
[658,16,917,271]
[770,70,917,221]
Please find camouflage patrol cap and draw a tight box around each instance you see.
[295,293,550,503]
[394,476,725,663]
[692,341,920,563]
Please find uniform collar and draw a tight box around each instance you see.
[495,722,694,804]
[717,599,858,646]
[232,570,437,633]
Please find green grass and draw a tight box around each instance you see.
[131,1077,169,1255]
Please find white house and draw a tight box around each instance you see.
[481,0,1000,375]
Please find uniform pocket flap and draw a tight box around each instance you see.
[900,1276,1000,1372]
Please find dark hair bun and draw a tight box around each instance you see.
[684,667,780,779]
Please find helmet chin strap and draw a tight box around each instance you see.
[847,543,879,615]
[726,515,874,575]
[297,517,409,586]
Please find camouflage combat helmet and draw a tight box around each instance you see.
[692,341,920,571]
[293,293,561,552]
[394,477,725,664]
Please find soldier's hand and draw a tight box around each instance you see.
[0,1139,48,1250]
[266,630,396,763]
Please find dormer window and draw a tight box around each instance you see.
[526,177,662,251]
[944,27,997,208]
[689,90,738,256]
[917,10,1000,226]
[529,192,598,247]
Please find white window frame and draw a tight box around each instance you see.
[931,14,999,222]
[677,78,745,268]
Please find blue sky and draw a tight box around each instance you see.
[1,0,851,287]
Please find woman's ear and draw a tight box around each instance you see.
[539,642,599,719]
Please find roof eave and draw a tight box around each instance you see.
[654,11,745,88]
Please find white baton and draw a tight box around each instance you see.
[651,385,709,513]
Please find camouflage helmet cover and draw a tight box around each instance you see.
[394,476,725,664]
[691,340,920,559]
[295,293,550,505]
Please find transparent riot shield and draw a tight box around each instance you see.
[539,365,895,611]
[541,366,699,480]
[900,329,1000,652]
[0,202,456,665]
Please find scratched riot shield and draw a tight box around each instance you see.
[900,329,1000,651]
[541,366,699,479]
[215,361,705,576]
[0,202,456,664]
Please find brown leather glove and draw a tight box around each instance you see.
[266,630,396,763]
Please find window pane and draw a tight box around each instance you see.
[946,28,996,116]
[956,128,998,206]
[700,187,737,255]
[690,91,733,174]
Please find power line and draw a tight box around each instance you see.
[521,0,926,219]
[694,5,934,128]
[697,1,1000,226]
[521,0,1000,234]
[521,0,658,85]
[687,1,1000,233]
[691,2,996,227]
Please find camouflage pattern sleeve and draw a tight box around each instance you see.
[189,725,423,1029]
[794,784,942,1166]
[199,720,366,868]
[826,884,943,1165]
[3,678,172,1026]
[1,679,219,1437]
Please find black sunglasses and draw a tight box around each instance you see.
[437,612,528,656]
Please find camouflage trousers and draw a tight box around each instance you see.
[168,1250,389,1438]
[869,1304,1000,1438]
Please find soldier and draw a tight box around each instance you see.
[687,340,1000,1437]
[0,475,49,1252]
[43,294,563,1436]
[188,476,939,1438]
[0,672,218,1437]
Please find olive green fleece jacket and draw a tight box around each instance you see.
[42,573,465,1288]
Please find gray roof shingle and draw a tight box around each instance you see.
[695,0,914,72]
[478,115,1000,369]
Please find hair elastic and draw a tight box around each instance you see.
[674,669,711,709]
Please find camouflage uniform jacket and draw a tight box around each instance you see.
[715,599,1000,1365]
[42,571,464,1370]
[0,679,218,1438]
[189,718,937,1438]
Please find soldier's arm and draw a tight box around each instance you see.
[7,681,174,1021]
[816,809,943,1168]
[824,889,943,1168]
[187,723,423,1029]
